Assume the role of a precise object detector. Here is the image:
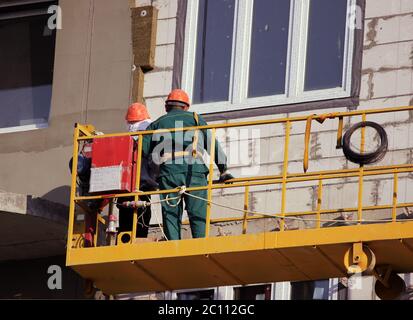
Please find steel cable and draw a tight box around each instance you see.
[342,121,388,165]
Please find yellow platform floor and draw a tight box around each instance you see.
[67,221,413,294]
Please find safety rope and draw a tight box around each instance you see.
[152,207,169,242]
[165,186,413,224]
[117,185,413,239]
[114,198,173,242]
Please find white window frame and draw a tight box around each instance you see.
[231,282,274,300]
[182,0,357,114]
[328,278,341,300]
[274,282,291,300]
[289,279,336,300]
[171,287,218,300]
[0,121,49,134]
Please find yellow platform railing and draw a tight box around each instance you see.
[67,106,413,261]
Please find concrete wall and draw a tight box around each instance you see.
[0,0,134,205]
[136,0,413,234]
[0,0,137,297]
[190,0,413,230]
[132,0,178,120]
[136,0,413,299]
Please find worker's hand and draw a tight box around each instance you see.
[218,170,235,184]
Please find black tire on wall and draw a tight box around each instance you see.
[342,121,388,165]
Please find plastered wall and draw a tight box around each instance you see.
[0,0,134,204]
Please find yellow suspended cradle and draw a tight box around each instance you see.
[67,106,413,299]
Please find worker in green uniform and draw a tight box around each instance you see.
[142,89,234,240]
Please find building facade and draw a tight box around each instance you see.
[0,0,412,299]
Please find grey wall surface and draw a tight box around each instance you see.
[138,0,413,234]
[136,0,413,300]
[0,0,134,205]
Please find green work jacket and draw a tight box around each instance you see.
[142,109,228,177]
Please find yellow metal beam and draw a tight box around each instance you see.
[66,125,80,256]
[132,135,143,240]
[303,116,312,173]
[242,186,250,234]
[67,106,413,294]
[67,221,413,266]
[73,164,413,201]
[280,121,291,231]
[205,128,216,237]
[336,116,344,149]
[183,202,413,225]
[77,124,96,137]
[357,113,367,224]
[76,106,413,140]
[69,222,413,294]
[392,173,398,222]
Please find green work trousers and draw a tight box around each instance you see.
[159,173,208,240]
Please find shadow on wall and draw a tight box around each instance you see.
[42,186,71,206]
[0,255,88,299]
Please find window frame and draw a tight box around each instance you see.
[233,283,273,300]
[290,279,331,300]
[181,0,357,115]
[0,122,48,135]
[172,288,217,300]
[0,0,57,134]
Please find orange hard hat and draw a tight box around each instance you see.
[125,103,150,122]
[166,89,190,107]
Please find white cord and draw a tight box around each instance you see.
[152,206,169,241]
[165,194,182,207]
[147,187,187,240]
[115,199,170,241]
[126,185,413,235]
[149,195,182,206]
[182,191,413,224]
[138,208,150,229]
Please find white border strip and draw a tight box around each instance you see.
[0,121,49,134]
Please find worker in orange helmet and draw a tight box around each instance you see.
[118,102,158,238]
[125,102,152,132]
[142,89,233,240]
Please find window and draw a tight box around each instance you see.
[182,0,356,114]
[0,1,57,132]
[337,281,348,300]
[290,280,329,300]
[234,284,272,300]
[176,289,215,300]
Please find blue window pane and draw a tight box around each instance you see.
[0,13,56,129]
[248,0,290,98]
[193,0,235,104]
[304,0,347,91]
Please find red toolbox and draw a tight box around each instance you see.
[89,136,137,193]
